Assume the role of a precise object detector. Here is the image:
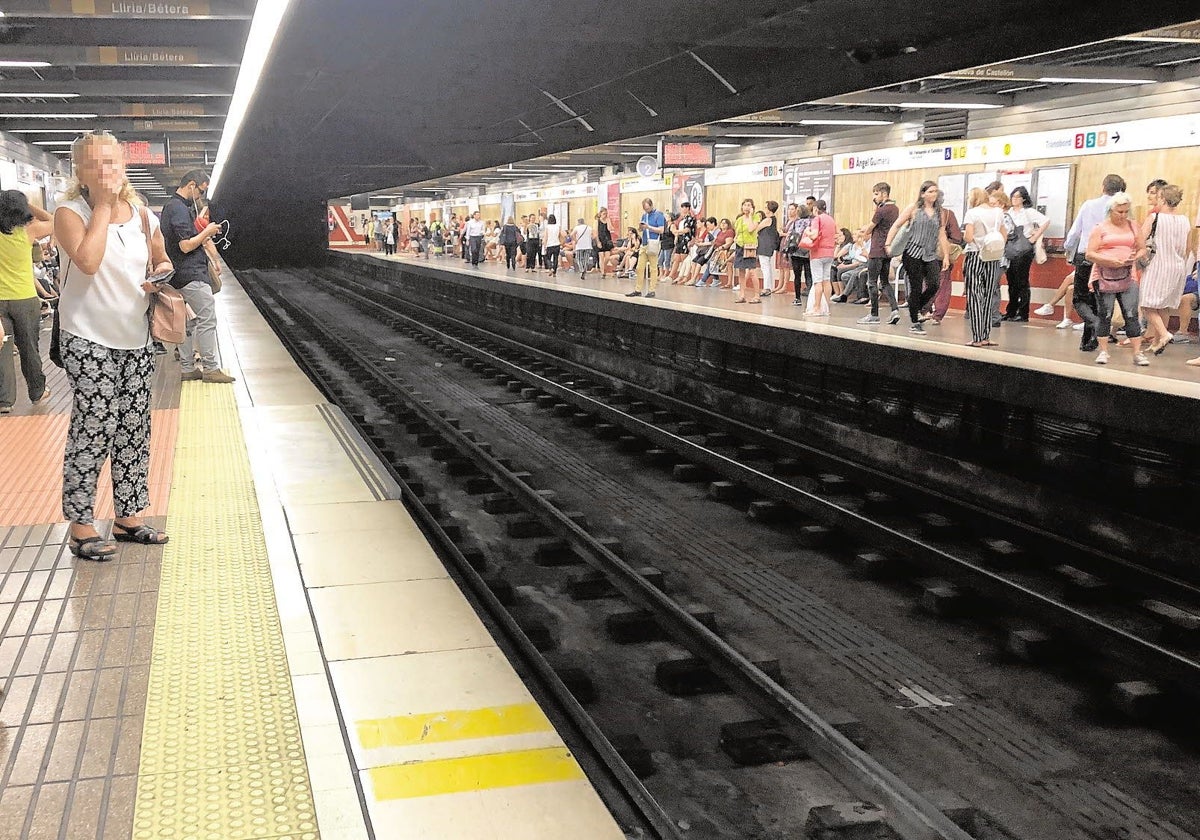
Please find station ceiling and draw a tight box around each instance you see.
[1,1,1198,264]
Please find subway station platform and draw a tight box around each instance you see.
[358,248,1200,404]
[0,272,624,838]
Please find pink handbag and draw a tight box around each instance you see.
[139,207,188,344]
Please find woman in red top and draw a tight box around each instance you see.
[804,200,838,316]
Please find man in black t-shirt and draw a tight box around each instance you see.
[159,169,232,383]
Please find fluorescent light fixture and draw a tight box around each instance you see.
[898,101,1003,109]
[0,113,98,118]
[612,142,656,147]
[798,118,893,126]
[1036,75,1156,85]
[33,140,75,145]
[8,128,91,133]
[714,143,740,148]
[0,92,80,99]
[208,0,294,199]
[722,133,808,138]
[0,60,51,68]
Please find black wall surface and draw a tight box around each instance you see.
[214,0,1200,266]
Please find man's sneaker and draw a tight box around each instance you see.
[625,291,641,297]
[180,369,203,381]
[1034,303,1055,316]
[888,311,901,325]
[0,406,10,414]
[831,294,847,303]
[202,370,237,384]
[1095,351,1110,364]
[1072,322,1085,331]
[909,323,926,335]
[1133,352,1150,366]
[857,314,881,324]
[1171,334,1192,344]
[644,292,655,298]
[1056,318,1072,329]
[792,299,804,306]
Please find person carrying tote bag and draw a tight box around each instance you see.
[52,131,175,560]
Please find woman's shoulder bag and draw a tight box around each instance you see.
[141,207,189,345]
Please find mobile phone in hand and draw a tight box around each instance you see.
[147,269,175,285]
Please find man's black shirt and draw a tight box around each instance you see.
[160,193,209,288]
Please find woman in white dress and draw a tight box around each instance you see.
[1138,184,1192,354]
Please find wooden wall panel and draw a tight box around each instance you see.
[620,189,670,235]
[832,147,1200,234]
[704,181,784,224]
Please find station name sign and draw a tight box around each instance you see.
[834,113,1200,174]
[22,0,221,17]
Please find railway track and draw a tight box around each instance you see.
[303,262,1200,717]
[243,270,982,840]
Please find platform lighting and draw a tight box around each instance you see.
[897,101,1003,109]
[207,0,295,200]
[0,113,99,119]
[1035,76,1156,84]
[33,140,75,145]
[8,128,91,133]
[798,119,893,126]
[0,60,51,68]
[0,92,80,98]
[714,143,740,148]
[722,133,808,138]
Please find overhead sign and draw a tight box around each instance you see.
[702,162,784,186]
[27,0,219,17]
[659,140,716,169]
[88,46,200,64]
[122,103,206,117]
[132,119,202,131]
[122,140,167,165]
[834,113,1200,174]
[943,63,1159,82]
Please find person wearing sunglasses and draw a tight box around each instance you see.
[159,170,234,384]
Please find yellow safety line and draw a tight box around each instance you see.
[130,385,320,840]
[357,702,554,749]
[368,747,585,801]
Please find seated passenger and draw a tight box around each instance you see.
[831,231,870,302]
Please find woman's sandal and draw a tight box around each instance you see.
[112,523,170,545]
[747,299,762,304]
[69,535,118,560]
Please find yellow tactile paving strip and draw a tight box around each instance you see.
[131,384,319,840]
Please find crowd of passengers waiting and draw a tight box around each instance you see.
[367,174,1199,368]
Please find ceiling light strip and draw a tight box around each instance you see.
[208,0,295,199]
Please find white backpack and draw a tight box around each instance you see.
[979,211,1005,261]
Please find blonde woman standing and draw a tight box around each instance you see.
[1084,192,1147,366]
[960,188,1008,347]
[1138,184,1191,353]
[53,132,173,559]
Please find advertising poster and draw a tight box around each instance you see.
[783,159,834,213]
[671,172,705,217]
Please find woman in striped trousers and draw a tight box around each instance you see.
[961,189,1008,347]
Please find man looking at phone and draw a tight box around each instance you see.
[160,169,234,383]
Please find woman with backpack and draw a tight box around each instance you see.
[961,188,1009,347]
